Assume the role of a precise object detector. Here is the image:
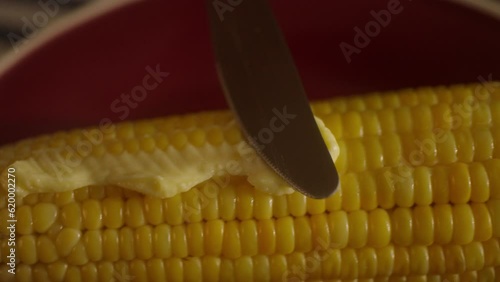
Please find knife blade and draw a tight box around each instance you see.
[206,0,339,198]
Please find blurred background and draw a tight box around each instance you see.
[0,0,93,59]
[0,0,500,146]
[1,0,500,60]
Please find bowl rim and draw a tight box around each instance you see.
[0,0,138,79]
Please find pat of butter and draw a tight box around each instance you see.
[0,116,339,199]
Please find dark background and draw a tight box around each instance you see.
[0,0,91,58]
[0,0,500,146]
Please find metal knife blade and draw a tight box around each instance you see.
[206,0,339,198]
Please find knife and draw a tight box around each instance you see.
[206,0,339,198]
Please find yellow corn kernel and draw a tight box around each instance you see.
[477,266,496,281]
[37,235,58,263]
[377,246,395,277]
[18,235,37,264]
[394,171,414,208]
[368,208,391,248]
[236,182,253,220]
[201,256,220,281]
[408,246,429,275]
[432,166,450,204]
[143,196,163,225]
[219,186,236,221]
[234,256,253,282]
[66,241,89,265]
[464,241,485,271]
[32,203,57,233]
[346,139,367,172]
[33,264,50,282]
[102,229,119,262]
[164,194,184,225]
[47,261,68,281]
[81,199,102,230]
[473,128,494,161]
[449,163,471,204]
[258,219,276,255]
[17,205,33,235]
[413,206,434,246]
[452,204,475,244]
[358,247,377,278]
[275,216,295,254]
[413,167,432,206]
[454,129,474,162]
[153,224,172,258]
[55,228,81,257]
[471,203,493,242]
[342,111,363,139]
[131,259,149,282]
[171,225,188,258]
[254,189,273,220]
[170,132,188,150]
[54,190,75,206]
[102,197,124,229]
[206,127,224,146]
[82,230,102,262]
[119,227,136,260]
[204,220,224,256]
[391,208,413,246]
[443,245,466,274]
[325,185,342,212]
[237,220,257,257]
[358,171,377,211]
[0,83,499,281]
[341,173,361,211]
[348,210,368,248]
[376,168,396,210]
[328,211,349,249]
[125,197,145,227]
[268,254,285,281]
[393,246,410,276]
[488,199,500,237]
[272,194,288,218]
[135,225,153,260]
[433,204,453,245]
[223,221,241,259]
[485,159,500,200]
[165,258,183,281]
[340,249,358,279]
[288,192,307,217]
[469,162,490,202]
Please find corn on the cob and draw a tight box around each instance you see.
[0,83,499,281]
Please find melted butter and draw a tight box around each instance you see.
[0,117,339,199]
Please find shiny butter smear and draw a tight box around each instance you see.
[0,116,339,199]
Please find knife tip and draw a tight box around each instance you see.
[292,165,340,199]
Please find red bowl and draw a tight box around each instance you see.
[1,0,500,146]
